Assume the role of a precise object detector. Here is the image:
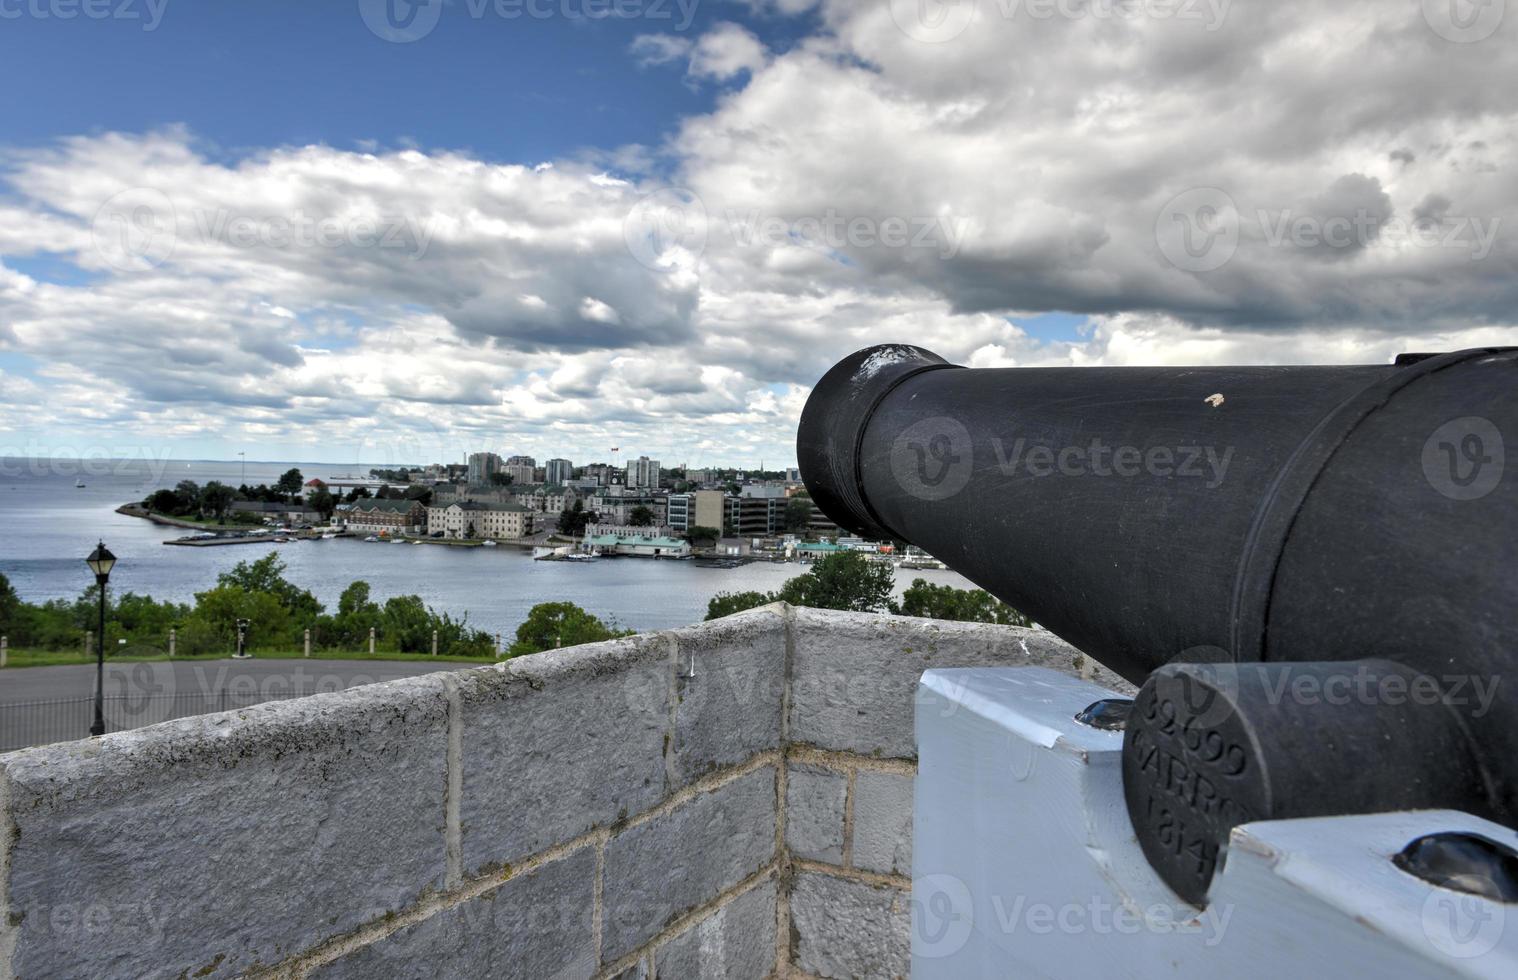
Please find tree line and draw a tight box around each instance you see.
[0,555,627,660]
[0,552,1029,665]
[143,468,432,525]
[705,551,1032,627]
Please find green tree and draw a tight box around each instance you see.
[201,481,236,523]
[488,471,513,486]
[381,595,434,652]
[338,580,373,616]
[309,487,337,522]
[111,593,193,644]
[174,480,202,513]
[317,579,382,648]
[507,602,630,657]
[144,488,182,515]
[189,585,292,651]
[685,525,721,547]
[558,499,593,538]
[898,579,1031,627]
[215,554,322,621]
[784,496,813,533]
[705,591,774,620]
[276,468,304,498]
[0,572,20,638]
[705,552,894,619]
[627,505,655,527]
[777,551,895,613]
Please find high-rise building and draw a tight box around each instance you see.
[545,458,573,485]
[466,452,502,486]
[626,455,661,489]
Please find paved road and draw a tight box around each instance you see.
[0,658,483,704]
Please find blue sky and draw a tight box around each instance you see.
[1,1,808,165]
[0,1,1512,466]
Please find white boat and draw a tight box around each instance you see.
[321,533,336,540]
[364,535,380,543]
[563,552,597,562]
[481,540,498,547]
[75,479,86,488]
[411,539,423,545]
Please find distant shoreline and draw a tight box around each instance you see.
[115,503,216,531]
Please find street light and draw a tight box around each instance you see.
[84,541,116,737]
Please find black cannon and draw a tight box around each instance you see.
[797,344,1518,906]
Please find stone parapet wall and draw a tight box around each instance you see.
[0,605,1114,979]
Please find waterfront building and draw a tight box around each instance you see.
[667,493,691,532]
[585,522,677,539]
[510,484,580,514]
[427,501,536,540]
[725,494,784,537]
[345,499,427,535]
[229,500,324,525]
[694,490,724,530]
[589,491,667,526]
[466,452,502,486]
[666,489,724,533]
[583,532,691,558]
[625,455,660,489]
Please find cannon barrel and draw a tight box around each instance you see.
[797,344,1518,905]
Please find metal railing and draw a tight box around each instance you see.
[0,690,310,754]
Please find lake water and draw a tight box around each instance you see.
[0,457,973,636]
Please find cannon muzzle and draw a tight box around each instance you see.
[797,344,1518,905]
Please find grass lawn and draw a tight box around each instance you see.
[1,648,502,668]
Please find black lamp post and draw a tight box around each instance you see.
[84,541,116,737]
